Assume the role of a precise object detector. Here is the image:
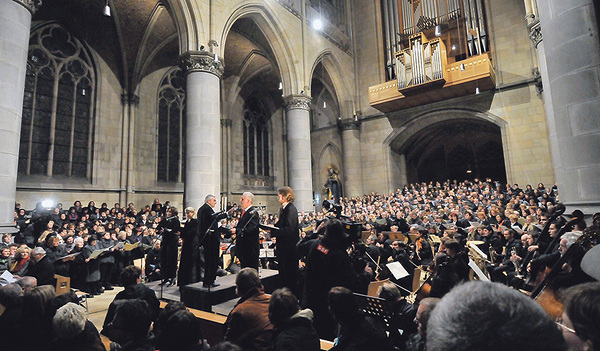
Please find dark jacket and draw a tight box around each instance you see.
[102,283,160,330]
[236,206,260,270]
[331,313,393,351]
[24,254,55,286]
[273,309,320,351]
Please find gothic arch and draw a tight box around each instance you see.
[309,50,354,118]
[162,0,203,52]
[384,109,508,184]
[220,3,299,95]
[317,142,343,185]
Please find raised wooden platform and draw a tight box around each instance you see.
[145,269,280,313]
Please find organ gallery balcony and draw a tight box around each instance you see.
[369,51,496,113]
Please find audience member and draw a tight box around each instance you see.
[224,268,274,351]
[328,286,393,351]
[268,287,320,351]
[426,281,566,351]
[51,302,105,351]
[560,282,600,351]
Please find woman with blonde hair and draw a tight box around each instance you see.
[9,245,31,276]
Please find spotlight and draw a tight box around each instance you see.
[323,101,327,108]
[42,199,54,208]
[475,87,480,94]
[434,25,442,37]
[103,0,111,17]
[451,44,456,51]
[460,63,465,71]
[278,82,283,90]
[312,18,323,31]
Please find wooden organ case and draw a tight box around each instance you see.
[396,33,448,94]
[370,0,495,112]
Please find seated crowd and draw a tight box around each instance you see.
[1,178,599,351]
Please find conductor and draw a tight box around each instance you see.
[232,192,260,270]
[198,195,220,288]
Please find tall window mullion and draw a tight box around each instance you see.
[20,24,95,179]
[157,67,185,182]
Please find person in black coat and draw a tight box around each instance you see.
[178,207,201,287]
[269,287,320,351]
[303,218,372,340]
[273,187,300,294]
[234,192,260,271]
[24,247,55,286]
[102,265,160,332]
[198,195,219,288]
[158,207,180,286]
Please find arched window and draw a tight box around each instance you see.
[243,97,270,177]
[157,67,186,182]
[19,24,95,178]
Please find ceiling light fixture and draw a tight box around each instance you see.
[104,0,111,17]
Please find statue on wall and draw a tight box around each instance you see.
[323,165,342,203]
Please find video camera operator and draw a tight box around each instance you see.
[302,218,372,341]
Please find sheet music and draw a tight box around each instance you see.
[468,258,489,281]
[0,270,16,286]
[57,252,81,260]
[468,241,488,259]
[89,248,109,259]
[386,261,410,280]
[123,242,140,251]
[259,248,275,258]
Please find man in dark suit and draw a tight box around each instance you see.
[198,194,219,288]
[234,192,260,270]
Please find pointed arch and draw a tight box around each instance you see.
[309,50,354,118]
[220,3,299,95]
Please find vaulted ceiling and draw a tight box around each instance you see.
[33,0,179,93]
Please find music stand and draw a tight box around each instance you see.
[353,292,392,330]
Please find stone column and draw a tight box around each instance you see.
[221,118,232,208]
[339,118,363,197]
[119,93,139,205]
[180,51,224,210]
[535,0,600,215]
[0,0,41,233]
[284,94,314,212]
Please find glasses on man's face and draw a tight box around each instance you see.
[555,317,576,334]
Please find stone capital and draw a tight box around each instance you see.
[13,0,42,14]
[338,117,361,131]
[283,94,312,111]
[528,18,542,48]
[221,118,232,127]
[179,51,224,78]
[121,93,140,106]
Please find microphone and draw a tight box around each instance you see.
[212,211,228,220]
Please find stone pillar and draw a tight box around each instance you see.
[221,118,232,208]
[339,118,363,197]
[119,93,139,205]
[535,0,600,215]
[0,0,41,233]
[284,94,314,212]
[180,51,223,210]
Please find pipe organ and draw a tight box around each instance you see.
[371,0,494,111]
[396,34,447,91]
[381,0,489,81]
